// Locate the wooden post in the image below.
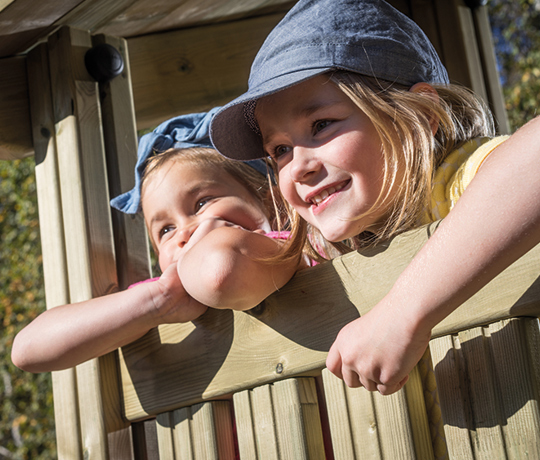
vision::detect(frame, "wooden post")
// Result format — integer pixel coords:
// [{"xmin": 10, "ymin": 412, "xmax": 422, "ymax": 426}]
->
[
  {"xmin": 27, "ymin": 41, "xmax": 83, "ymax": 460},
  {"xmin": 27, "ymin": 26, "xmax": 137, "ymax": 459}
]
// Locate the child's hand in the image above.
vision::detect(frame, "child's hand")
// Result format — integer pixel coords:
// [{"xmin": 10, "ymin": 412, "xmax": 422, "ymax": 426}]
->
[
  {"xmin": 326, "ymin": 300, "xmax": 431, "ymax": 395},
  {"xmin": 151, "ymin": 263, "xmax": 208, "ymax": 323}
]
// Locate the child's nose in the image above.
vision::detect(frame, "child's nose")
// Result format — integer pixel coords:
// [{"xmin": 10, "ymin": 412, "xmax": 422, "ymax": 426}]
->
[
  {"xmin": 289, "ymin": 147, "xmax": 320, "ymax": 182},
  {"xmin": 176, "ymin": 222, "xmax": 197, "ymax": 248}
]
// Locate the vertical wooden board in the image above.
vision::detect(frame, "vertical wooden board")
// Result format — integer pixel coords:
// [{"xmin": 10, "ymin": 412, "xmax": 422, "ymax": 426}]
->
[
  {"xmin": 251, "ymin": 384, "xmax": 280, "ymax": 459},
  {"xmin": 47, "ymin": 26, "xmax": 126, "ymax": 460},
  {"xmin": 233, "ymin": 390, "xmax": 258, "ymax": 459},
  {"xmin": 271, "ymin": 379, "xmax": 309, "ymax": 459},
  {"xmin": 26, "ymin": 41, "xmax": 83, "ymax": 460},
  {"xmin": 191, "ymin": 402, "xmax": 219, "ymax": 459},
  {"xmin": 471, "ymin": 6, "xmax": 509, "ymax": 134},
  {"xmin": 488, "ymin": 318, "xmax": 540, "ymax": 459},
  {"xmin": 430, "ymin": 335, "xmax": 474, "ymax": 459},
  {"xmin": 321, "ymin": 369, "xmax": 358, "ymax": 460},
  {"xmin": 403, "ymin": 363, "xmax": 436, "ymax": 459},
  {"xmin": 296, "ymin": 379, "xmax": 326, "ymax": 460},
  {"xmin": 433, "ymin": 0, "xmax": 486, "ymax": 97},
  {"xmin": 459, "ymin": 327, "xmax": 506, "ymax": 459},
  {"xmin": 156, "ymin": 412, "xmax": 176, "ymax": 460},
  {"xmin": 92, "ymin": 33, "xmax": 151, "ymax": 290},
  {"xmin": 416, "ymin": 349, "xmax": 448, "ymax": 460},
  {"xmin": 371, "ymin": 388, "xmax": 416, "ymax": 459},
  {"xmin": 171, "ymin": 407, "xmax": 194, "ymax": 460}
]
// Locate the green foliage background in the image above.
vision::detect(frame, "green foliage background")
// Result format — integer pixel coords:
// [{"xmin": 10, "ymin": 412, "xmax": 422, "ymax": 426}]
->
[{"xmin": 0, "ymin": 1, "xmax": 538, "ymax": 459}]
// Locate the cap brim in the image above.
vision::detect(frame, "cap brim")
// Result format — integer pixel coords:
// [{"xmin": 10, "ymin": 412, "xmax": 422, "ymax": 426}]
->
[{"xmin": 211, "ymin": 67, "xmax": 329, "ymax": 161}]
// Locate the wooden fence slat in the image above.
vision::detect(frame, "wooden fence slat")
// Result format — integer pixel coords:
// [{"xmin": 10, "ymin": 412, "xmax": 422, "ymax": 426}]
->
[
  {"xmin": 156, "ymin": 413, "xmax": 175, "ymax": 460},
  {"xmin": 271, "ymin": 378, "xmax": 326, "ymax": 460},
  {"xmin": 488, "ymin": 319, "xmax": 540, "ymax": 459},
  {"xmin": 320, "ymin": 369, "xmax": 360, "ymax": 459},
  {"xmin": 430, "ymin": 335, "xmax": 475, "ymax": 459},
  {"xmin": 431, "ymin": 318, "xmax": 540, "ymax": 459},
  {"xmin": 171, "ymin": 407, "xmax": 194, "ymax": 460},
  {"xmin": 233, "ymin": 390, "xmax": 258, "ymax": 459},
  {"xmin": 459, "ymin": 327, "xmax": 506, "ymax": 459},
  {"xmin": 323, "ymin": 367, "xmax": 434, "ymax": 459},
  {"xmin": 252, "ymin": 385, "xmax": 280, "ymax": 459},
  {"xmin": 190, "ymin": 401, "xmax": 235, "ymax": 460}
]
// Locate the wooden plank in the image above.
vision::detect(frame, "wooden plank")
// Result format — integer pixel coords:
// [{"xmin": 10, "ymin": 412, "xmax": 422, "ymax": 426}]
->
[
  {"xmin": 0, "ymin": 0, "xmax": 84, "ymax": 56},
  {"xmin": 127, "ymin": 12, "xmax": 285, "ymax": 131},
  {"xmin": 472, "ymin": 5, "xmax": 510, "ymax": 134},
  {"xmin": 191, "ymin": 401, "xmax": 235, "ymax": 459},
  {"xmin": 47, "ymin": 25, "xmax": 131, "ymax": 459},
  {"xmin": 91, "ymin": 33, "xmax": 151, "ymax": 289},
  {"xmin": 171, "ymin": 407, "xmax": 194, "ymax": 460},
  {"xmin": 430, "ymin": 335, "xmax": 475, "ymax": 459},
  {"xmin": 156, "ymin": 413, "xmax": 175, "ymax": 460},
  {"xmin": 487, "ymin": 319, "xmax": 540, "ymax": 459},
  {"xmin": 233, "ymin": 391, "xmax": 259, "ymax": 459},
  {"xmin": 251, "ymin": 385, "xmax": 280, "ymax": 459},
  {"xmin": 119, "ymin": 218, "xmax": 540, "ymax": 420},
  {"xmin": 434, "ymin": 0, "xmax": 487, "ymax": 100},
  {"xmin": 0, "ymin": 56, "xmax": 32, "ymax": 160},
  {"xmin": 431, "ymin": 318, "xmax": 540, "ymax": 459},
  {"xmin": 26, "ymin": 41, "xmax": 83, "ymax": 460},
  {"xmin": 271, "ymin": 378, "xmax": 326, "ymax": 459}
]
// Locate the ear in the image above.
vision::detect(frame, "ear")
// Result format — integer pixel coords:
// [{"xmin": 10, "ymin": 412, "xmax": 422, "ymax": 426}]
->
[{"xmin": 409, "ymin": 82, "xmax": 440, "ymax": 135}]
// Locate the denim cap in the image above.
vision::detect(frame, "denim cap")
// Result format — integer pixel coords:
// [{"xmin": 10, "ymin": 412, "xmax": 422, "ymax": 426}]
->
[
  {"xmin": 210, "ymin": 0, "xmax": 449, "ymax": 161},
  {"xmin": 110, "ymin": 107, "xmax": 270, "ymax": 214}
]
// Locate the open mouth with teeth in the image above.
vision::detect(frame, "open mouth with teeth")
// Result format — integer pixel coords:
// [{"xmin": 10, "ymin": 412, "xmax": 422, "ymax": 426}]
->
[{"xmin": 310, "ymin": 181, "xmax": 348, "ymax": 206}]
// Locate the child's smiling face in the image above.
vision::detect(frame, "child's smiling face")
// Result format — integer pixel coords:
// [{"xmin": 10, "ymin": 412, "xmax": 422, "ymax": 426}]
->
[
  {"xmin": 142, "ymin": 160, "xmax": 271, "ymax": 271},
  {"xmin": 256, "ymin": 75, "xmax": 395, "ymax": 242}
]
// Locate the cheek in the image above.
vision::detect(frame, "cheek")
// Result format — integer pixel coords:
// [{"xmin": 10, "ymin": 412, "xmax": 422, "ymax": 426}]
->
[{"xmin": 277, "ymin": 169, "xmax": 298, "ymax": 204}]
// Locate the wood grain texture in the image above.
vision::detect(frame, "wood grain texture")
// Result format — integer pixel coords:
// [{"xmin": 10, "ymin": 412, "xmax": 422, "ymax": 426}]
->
[
  {"xmin": 27, "ymin": 41, "xmax": 83, "ymax": 460},
  {"xmin": 431, "ymin": 318, "xmax": 540, "ymax": 459},
  {"xmin": 120, "ymin": 220, "xmax": 540, "ymax": 420},
  {"xmin": 127, "ymin": 12, "xmax": 284, "ymax": 131}
]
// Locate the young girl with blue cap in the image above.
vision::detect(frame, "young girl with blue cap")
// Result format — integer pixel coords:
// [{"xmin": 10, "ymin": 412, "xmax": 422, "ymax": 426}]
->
[
  {"xmin": 210, "ymin": 0, "xmax": 540, "ymax": 395},
  {"xmin": 12, "ymin": 111, "xmax": 304, "ymax": 373}
]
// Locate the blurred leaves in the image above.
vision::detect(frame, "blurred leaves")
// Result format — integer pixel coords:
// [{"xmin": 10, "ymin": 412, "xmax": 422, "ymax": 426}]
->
[
  {"xmin": 489, "ymin": 0, "xmax": 540, "ymax": 130},
  {"xmin": 0, "ymin": 158, "xmax": 55, "ymax": 459}
]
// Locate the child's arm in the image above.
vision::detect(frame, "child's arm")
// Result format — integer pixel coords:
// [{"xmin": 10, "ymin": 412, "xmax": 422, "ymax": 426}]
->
[
  {"xmin": 11, "ymin": 264, "xmax": 207, "ymax": 373},
  {"xmin": 178, "ymin": 223, "xmax": 303, "ymax": 311},
  {"xmin": 327, "ymin": 116, "xmax": 540, "ymax": 395}
]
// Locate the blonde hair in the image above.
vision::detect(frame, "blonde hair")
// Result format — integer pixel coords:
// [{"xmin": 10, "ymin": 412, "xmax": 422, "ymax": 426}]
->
[
  {"xmin": 141, "ymin": 147, "xmax": 283, "ymax": 250},
  {"xmin": 275, "ymin": 71, "xmax": 495, "ymax": 262}
]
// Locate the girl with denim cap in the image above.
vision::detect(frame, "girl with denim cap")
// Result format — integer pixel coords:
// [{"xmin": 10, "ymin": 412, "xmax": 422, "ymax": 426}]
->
[
  {"xmin": 12, "ymin": 112, "xmax": 305, "ymax": 373},
  {"xmin": 210, "ymin": 0, "xmax": 540, "ymax": 395}
]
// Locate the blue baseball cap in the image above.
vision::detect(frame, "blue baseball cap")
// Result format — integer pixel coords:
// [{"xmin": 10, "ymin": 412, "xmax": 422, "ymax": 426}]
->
[
  {"xmin": 210, "ymin": 0, "xmax": 449, "ymax": 161},
  {"xmin": 110, "ymin": 108, "xmax": 270, "ymax": 214}
]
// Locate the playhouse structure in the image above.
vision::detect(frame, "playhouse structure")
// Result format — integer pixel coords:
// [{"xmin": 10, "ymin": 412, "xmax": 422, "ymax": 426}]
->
[{"xmin": 1, "ymin": 0, "xmax": 540, "ymax": 458}]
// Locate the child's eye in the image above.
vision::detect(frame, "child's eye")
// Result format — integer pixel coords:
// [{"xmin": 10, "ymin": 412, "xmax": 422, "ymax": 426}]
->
[
  {"xmin": 158, "ymin": 225, "xmax": 175, "ymax": 240},
  {"xmin": 271, "ymin": 145, "xmax": 291, "ymax": 160},
  {"xmin": 195, "ymin": 197, "xmax": 211, "ymax": 213},
  {"xmin": 313, "ymin": 119, "xmax": 332, "ymax": 134}
]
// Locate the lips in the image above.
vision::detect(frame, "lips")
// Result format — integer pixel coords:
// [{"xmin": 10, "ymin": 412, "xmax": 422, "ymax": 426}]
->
[{"xmin": 308, "ymin": 181, "xmax": 348, "ymax": 206}]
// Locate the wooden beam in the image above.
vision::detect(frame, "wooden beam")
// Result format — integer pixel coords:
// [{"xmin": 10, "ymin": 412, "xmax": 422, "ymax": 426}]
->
[
  {"xmin": 0, "ymin": 56, "xmax": 32, "ymax": 160},
  {"xmin": 127, "ymin": 12, "xmax": 285, "ymax": 131},
  {"xmin": 119, "ymin": 222, "xmax": 540, "ymax": 420}
]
